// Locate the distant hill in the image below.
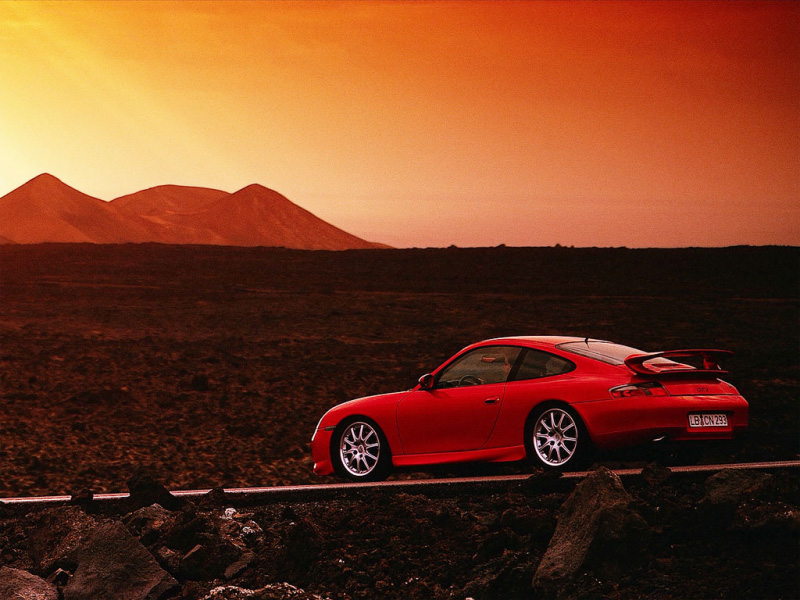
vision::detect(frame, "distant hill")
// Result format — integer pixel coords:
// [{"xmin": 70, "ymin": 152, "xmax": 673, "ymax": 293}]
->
[{"xmin": 0, "ymin": 174, "xmax": 386, "ymax": 249}]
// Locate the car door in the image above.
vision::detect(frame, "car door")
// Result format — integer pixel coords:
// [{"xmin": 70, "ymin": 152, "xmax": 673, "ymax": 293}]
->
[{"xmin": 396, "ymin": 346, "xmax": 522, "ymax": 455}]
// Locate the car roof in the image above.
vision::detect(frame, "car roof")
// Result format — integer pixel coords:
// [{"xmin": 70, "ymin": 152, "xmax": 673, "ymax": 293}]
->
[{"xmin": 479, "ymin": 335, "xmax": 599, "ymax": 347}]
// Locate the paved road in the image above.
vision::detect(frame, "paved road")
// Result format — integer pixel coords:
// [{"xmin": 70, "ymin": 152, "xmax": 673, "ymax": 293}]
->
[{"xmin": 3, "ymin": 460, "xmax": 799, "ymax": 506}]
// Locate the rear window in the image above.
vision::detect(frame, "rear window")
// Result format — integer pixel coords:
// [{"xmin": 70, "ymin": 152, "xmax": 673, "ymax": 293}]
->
[
  {"xmin": 556, "ymin": 341, "xmax": 646, "ymax": 365},
  {"xmin": 557, "ymin": 340, "xmax": 681, "ymax": 369}
]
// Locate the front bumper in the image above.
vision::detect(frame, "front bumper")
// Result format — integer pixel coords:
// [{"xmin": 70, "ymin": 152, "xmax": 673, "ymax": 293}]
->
[{"xmin": 311, "ymin": 427, "xmax": 335, "ymax": 476}]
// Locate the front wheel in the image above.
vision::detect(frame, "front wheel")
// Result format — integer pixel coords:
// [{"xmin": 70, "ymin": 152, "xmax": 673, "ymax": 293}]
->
[
  {"xmin": 332, "ymin": 419, "xmax": 392, "ymax": 482},
  {"xmin": 525, "ymin": 405, "xmax": 589, "ymax": 469}
]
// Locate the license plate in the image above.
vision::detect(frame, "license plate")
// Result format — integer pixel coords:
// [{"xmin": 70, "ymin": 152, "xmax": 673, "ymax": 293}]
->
[{"xmin": 688, "ymin": 413, "xmax": 728, "ymax": 428}]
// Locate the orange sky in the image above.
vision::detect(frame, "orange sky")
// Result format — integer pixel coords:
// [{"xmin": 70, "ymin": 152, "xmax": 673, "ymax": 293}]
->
[{"xmin": 0, "ymin": 1, "xmax": 797, "ymax": 247}]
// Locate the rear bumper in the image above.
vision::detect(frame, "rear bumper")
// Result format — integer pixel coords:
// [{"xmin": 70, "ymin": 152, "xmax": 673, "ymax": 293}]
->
[
  {"xmin": 311, "ymin": 427, "xmax": 335, "ymax": 476},
  {"xmin": 581, "ymin": 394, "xmax": 749, "ymax": 449}
]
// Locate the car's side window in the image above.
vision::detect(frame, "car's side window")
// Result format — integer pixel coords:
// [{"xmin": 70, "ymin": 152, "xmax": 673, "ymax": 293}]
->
[
  {"xmin": 436, "ymin": 346, "xmax": 522, "ymax": 388},
  {"xmin": 510, "ymin": 349, "xmax": 575, "ymax": 381}
]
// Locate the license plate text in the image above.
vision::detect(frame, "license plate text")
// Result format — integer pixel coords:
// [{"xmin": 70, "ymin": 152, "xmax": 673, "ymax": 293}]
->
[{"xmin": 688, "ymin": 413, "xmax": 728, "ymax": 428}]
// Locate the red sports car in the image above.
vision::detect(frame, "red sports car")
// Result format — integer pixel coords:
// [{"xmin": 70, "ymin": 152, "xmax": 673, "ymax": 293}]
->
[{"xmin": 311, "ymin": 336, "xmax": 748, "ymax": 481}]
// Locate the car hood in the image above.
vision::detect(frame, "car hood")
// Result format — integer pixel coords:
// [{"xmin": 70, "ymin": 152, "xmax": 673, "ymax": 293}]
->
[{"xmin": 316, "ymin": 389, "xmax": 412, "ymax": 429}]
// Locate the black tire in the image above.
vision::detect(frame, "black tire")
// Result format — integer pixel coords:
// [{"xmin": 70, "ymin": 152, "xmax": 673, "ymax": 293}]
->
[
  {"xmin": 331, "ymin": 418, "xmax": 392, "ymax": 482},
  {"xmin": 525, "ymin": 404, "xmax": 590, "ymax": 470}
]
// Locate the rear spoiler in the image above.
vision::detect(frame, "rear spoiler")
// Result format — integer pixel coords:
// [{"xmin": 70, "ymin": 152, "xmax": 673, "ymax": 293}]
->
[{"xmin": 624, "ymin": 349, "xmax": 733, "ymax": 377}]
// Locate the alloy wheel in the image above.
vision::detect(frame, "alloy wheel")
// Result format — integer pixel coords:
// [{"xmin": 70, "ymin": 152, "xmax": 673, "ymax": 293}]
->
[
  {"xmin": 533, "ymin": 408, "xmax": 579, "ymax": 467},
  {"xmin": 339, "ymin": 421, "xmax": 381, "ymax": 477}
]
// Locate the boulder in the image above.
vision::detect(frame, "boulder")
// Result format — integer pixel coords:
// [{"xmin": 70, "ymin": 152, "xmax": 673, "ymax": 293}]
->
[
  {"xmin": 641, "ymin": 463, "xmax": 672, "ymax": 487},
  {"xmin": 281, "ymin": 517, "xmax": 323, "ymax": 578},
  {"xmin": 0, "ymin": 566, "xmax": 59, "ymax": 600},
  {"xmin": 533, "ymin": 467, "xmax": 651, "ymax": 590},
  {"xmin": 153, "ymin": 545, "xmax": 183, "ymax": 575},
  {"xmin": 69, "ymin": 488, "xmax": 95, "ymax": 513},
  {"xmin": 178, "ymin": 533, "xmax": 244, "ymax": 581},
  {"xmin": 63, "ymin": 520, "xmax": 179, "ymax": 600},
  {"xmin": 733, "ymin": 502, "xmax": 800, "ymax": 534},
  {"xmin": 27, "ymin": 506, "xmax": 98, "ymax": 575},
  {"xmin": 124, "ymin": 503, "xmax": 179, "ymax": 546},
  {"xmin": 704, "ymin": 469, "xmax": 773, "ymax": 505},
  {"xmin": 471, "ymin": 529, "xmax": 519, "ymax": 564},
  {"xmin": 160, "ymin": 508, "xmax": 215, "ymax": 553},
  {"xmin": 127, "ymin": 470, "xmax": 186, "ymax": 511}
]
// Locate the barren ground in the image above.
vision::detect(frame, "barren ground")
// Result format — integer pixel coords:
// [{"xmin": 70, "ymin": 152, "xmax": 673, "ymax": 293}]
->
[{"xmin": 0, "ymin": 244, "xmax": 796, "ymax": 598}]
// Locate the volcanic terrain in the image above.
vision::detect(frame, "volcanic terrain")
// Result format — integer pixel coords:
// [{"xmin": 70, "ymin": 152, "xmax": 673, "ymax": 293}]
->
[
  {"xmin": 0, "ymin": 244, "xmax": 796, "ymax": 599},
  {"xmin": 0, "ymin": 175, "xmax": 384, "ymax": 249}
]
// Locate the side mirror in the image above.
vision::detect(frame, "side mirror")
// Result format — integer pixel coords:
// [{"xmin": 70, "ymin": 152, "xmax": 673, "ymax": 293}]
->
[{"xmin": 418, "ymin": 373, "xmax": 435, "ymax": 390}]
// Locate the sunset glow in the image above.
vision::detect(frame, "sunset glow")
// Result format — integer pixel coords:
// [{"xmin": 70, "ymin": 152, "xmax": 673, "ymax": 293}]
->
[{"xmin": 0, "ymin": 1, "xmax": 797, "ymax": 247}]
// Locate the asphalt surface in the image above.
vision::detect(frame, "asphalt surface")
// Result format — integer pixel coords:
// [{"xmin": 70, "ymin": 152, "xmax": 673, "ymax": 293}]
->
[{"xmin": 4, "ymin": 459, "xmax": 798, "ymax": 506}]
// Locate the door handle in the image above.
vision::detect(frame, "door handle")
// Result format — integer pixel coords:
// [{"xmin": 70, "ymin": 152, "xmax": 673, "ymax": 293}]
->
[{"xmin": 484, "ymin": 397, "xmax": 500, "ymax": 404}]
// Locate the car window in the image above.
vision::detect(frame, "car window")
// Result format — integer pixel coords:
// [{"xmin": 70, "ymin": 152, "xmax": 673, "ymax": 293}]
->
[
  {"xmin": 510, "ymin": 349, "xmax": 575, "ymax": 381},
  {"xmin": 556, "ymin": 340, "xmax": 644, "ymax": 365},
  {"xmin": 436, "ymin": 346, "xmax": 522, "ymax": 388},
  {"xmin": 556, "ymin": 340, "xmax": 680, "ymax": 368}
]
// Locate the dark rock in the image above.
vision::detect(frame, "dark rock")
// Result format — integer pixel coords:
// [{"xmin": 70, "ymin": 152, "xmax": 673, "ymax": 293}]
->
[
  {"xmin": 162, "ymin": 510, "xmax": 215, "ymax": 553},
  {"xmin": 463, "ymin": 554, "xmax": 533, "ymax": 600},
  {"xmin": 63, "ymin": 520, "xmax": 179, "ymax": 600},
  {"xmin": 517, "ymin": 468, "xmax": 565, "ymax": 495},
  {"xmin": 27, "ymin": 506, "xmax": 97, "ymax": 575},
  {"xmin": 533, "ymin": 466, "xmax": 651, "ymax": 590},
  {"xmin": 217, "ymin": 508, "xmax": 264, "ymax": 550},
  {"xmin": 282, "ymin": 517, "xmax": 323, "ymax": 578},
  {"xmin": 641, "ymin": 463, "xmax": 672, "ymax": 487},
  {"xmin": 733, "ymin": 501, "xmax": 800, "ymax": 534},
  {"xmin": 239, "ymin": 520, "xmax": 264, "ymax": 546},
  {"xmin": 704, "ymin": 469, "xmax": 773, "ymax": 505},
  {"xmin": 472, "ymin": 529, "xmax": 519, "ymax": 564},
  {"xmin": 224, "ymin": 550, "xmax": 256, "ymax": 579},
  {"xmin": 179, "ymin": 534, "xmax": 243, "ymax": 581},
  {"xmin": 46, "ymin": 567, "xmax": 72, "ymax": 586},
  {"xmin": 0, "ymin": 566, "xmax": 59, "ymax": 600},
  {"xmin": 127, "ymin": 470, "xmax": 186, "ymax": 511},
  {"xmin": 198, "ymin": 487, "xmax": 228, "ymax": 509},
  {"xmin": 153, "ymin": 545, "xmax": 183, "ymax": 575},
  {"xmin": 181, "ymin": 581, "xmax": 210, "ymax": 600},
  {"xmin": 69, "ymin": 488, "xmax": 94, "ymax": 513},
  {"xmin": 124, "ymin": 503, "xmax": 178, "ymax": 546}
]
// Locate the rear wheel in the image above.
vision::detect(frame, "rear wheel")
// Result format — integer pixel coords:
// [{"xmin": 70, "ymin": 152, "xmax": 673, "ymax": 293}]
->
[
  {"xmin": 332, "ymin": 418, "xmax": 391, "ymax": 482},
  {"xmin": 526, "ymin": 405, "xmax": 589, "ymax": 469}
]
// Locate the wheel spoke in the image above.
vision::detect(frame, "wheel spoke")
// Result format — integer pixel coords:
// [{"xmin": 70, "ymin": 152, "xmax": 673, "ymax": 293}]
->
[
  {"xmin": 339, "ymin": 422, "xmax": 382, "ymax": 477},
  {"xmin": 533, "ymin": 409, "xmax": 580, "ymax": 467}
]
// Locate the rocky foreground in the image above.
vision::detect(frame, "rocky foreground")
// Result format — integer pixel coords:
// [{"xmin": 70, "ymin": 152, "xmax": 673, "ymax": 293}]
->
[{"xmin": 0, "ymin": 466, "xmax": 797, "ymax": 600}]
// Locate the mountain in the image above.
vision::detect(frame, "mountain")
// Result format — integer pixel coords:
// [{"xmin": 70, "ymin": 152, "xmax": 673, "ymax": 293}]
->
[
  {"xmin": 0, "ymin": 174, "xmax": 152, "ymax": 244},
  {"xmin": 154, "ymin": 184, "xmax": 381, "ymax": 249},
  {"xmin": 0, "ymin": 174, "xmax": 386, "ymax": 249},
  {"xmin": 109, "ymin": 185, "xmax": 232, "ymax": 245}
]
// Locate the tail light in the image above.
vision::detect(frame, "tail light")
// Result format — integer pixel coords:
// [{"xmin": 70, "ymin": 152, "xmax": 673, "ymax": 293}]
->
[{"xmin": 609, "ymin": 381, "xmax": 669, "ymax": 398}]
